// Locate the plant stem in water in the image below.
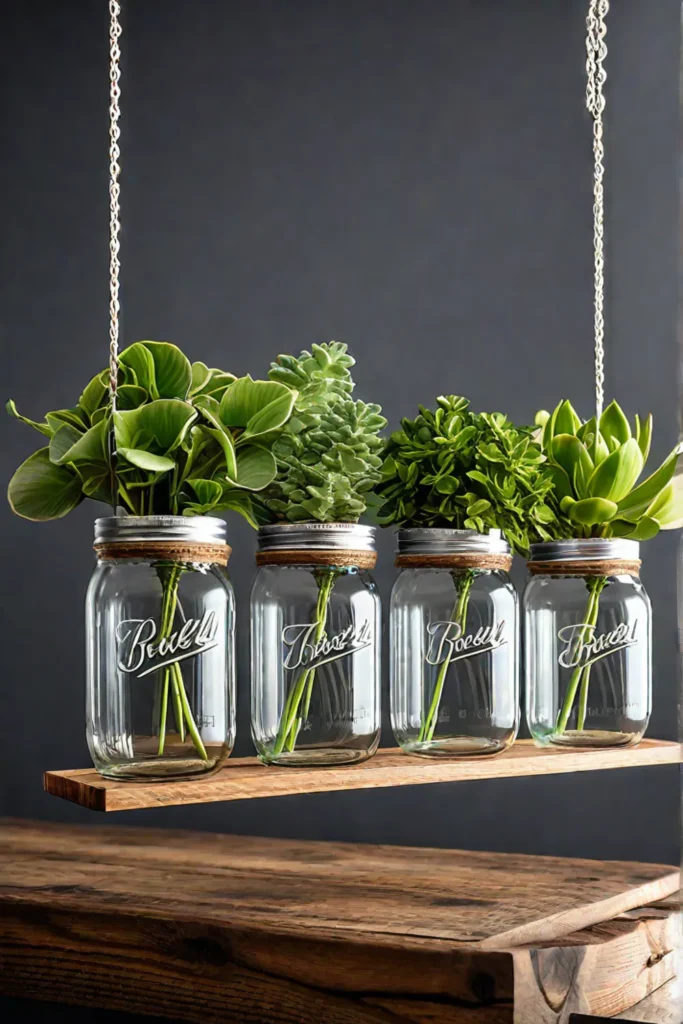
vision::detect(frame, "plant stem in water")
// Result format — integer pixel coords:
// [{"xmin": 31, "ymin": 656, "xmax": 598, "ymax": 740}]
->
[
  {"xmin": 555, "ymin": 575, "xmax": 607, "ymax": 735},
  {"xmin": 419, "ymin": 571, "xmax": 475, "ymax": 744},
  {"xmin": 272, "ymin": 568, "xmax": 336, "ymax": 756}
]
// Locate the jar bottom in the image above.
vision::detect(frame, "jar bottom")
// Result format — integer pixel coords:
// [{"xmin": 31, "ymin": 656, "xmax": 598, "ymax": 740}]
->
[
  {"xmin": 260, "ymin": 746, "xmax": 376, "ymax": 768},
  {"xmin": 92, "ymin": 741, "xmax": 229, "ymax": 781},
  {"xmin": 401, "ymin": 735, "xmax": 513, "ymax": 759},
  {"xmin": 545, "ymin": 729, "xmax": 642, "ymax": 750}
]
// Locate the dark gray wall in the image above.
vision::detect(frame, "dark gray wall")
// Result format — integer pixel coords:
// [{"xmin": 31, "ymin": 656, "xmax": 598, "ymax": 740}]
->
[{"xmin": 2, "ymin": 0, "xmax": 680, "ymax": 865}]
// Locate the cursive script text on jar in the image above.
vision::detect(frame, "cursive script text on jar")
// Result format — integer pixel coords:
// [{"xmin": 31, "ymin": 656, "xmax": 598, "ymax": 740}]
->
[
  {"xmin": 557, "ymin": 619, "xmax": 639, "ymax": 669},
  {"xmin": 425, "ymin": 621, "xmax": 507, "ymax": 666},
  {"xmin": 116, "ymin": 611, "xmax": 219, "ymax": 677},
  {"xmin": 282, "ymin": 619, "xmax": 372, "ymax": 672}
]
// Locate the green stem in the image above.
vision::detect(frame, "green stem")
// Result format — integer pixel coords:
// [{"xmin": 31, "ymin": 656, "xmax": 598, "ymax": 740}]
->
[
  {"xmin": 171, "ymin": 661, "xmax": 186, "ymax": 742},
  {"xmin": 272, "ymin": 569, "xmax": 336, "ymax": 756},
  {"xmin": 555, "ymin": 576, "xmax": 607, "ymax": 735},
  {"xmin": 419, "ymin": 572, "xmax": 475, "ymax": 744}
]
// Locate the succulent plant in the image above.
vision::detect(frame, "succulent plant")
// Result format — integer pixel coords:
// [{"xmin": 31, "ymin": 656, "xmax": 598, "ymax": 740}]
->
[
  {"xmin": 376, "ymin": 395, "xmax": 557, "ymax": 557},
  {"xmin": 536, "ymin": 399, "xmax": 683, "ymax": 539},
  {"xmin": 7, "ymin": 340, "xmax": 297, "ymax": 526},
  {"xmin": 260, "ymin": 342, "xmax": 387, "ymax": 523}
]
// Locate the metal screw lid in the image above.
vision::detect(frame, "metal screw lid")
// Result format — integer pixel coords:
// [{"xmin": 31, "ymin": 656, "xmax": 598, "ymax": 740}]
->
[
  {"xmin": 257, "ymin": 522, "xmax": 376, "ymax": 552},
  {"xmin": 94, "ymin": 515, "xmax": 227, "ymax": 545},
  {"xmin": 528, "ymin": 538, "xmax": 640, "ymax": 562},
  {"xmin": 396, "ymin": 527, "xmax": 510, "ymax": 557}
]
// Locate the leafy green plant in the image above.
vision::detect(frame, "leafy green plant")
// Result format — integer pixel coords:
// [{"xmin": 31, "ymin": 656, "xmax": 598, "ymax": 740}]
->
[
  {"xmin": 376, "ymin": 395, "xmax": 557, "ymax": 556},
  {"xmin": 255, "ymin": 342, "xmax": 387, "ymax": 757},
  {"xmin": 7, "ymin": 340, "xmax": 298, "ymax": 762},
  {"xmin": 376, "ymin": 395, "xmax": 556, "ymax": 746},
  {"xmin": 8, "ymin": 340, "xmax": 296, "ymax": 526},
  {"xmin": 536, "ymin": 398, "xmax": 683, "ymax": 737}
]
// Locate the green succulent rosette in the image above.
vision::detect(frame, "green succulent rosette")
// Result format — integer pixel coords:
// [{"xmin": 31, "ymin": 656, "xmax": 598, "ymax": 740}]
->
[{"xmin": 536, "ymin": 399, "xmax": 683, "ymax": 538}]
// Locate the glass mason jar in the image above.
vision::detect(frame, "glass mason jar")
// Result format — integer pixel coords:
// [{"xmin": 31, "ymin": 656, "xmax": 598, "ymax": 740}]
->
[
  {"xmin": 86, "ymin": 516, "xmax": 235, "ymax": 779},
  {"xmin": 251, "ymin": 523, "xmax": 381, "ymax": 766},
  {"xmin": 525, "ymin": 539, "xmax": 651, "ymax": 748},
  {"xmin": 391, "ymin": 528, "xmax": 519, "ymax": 757}
]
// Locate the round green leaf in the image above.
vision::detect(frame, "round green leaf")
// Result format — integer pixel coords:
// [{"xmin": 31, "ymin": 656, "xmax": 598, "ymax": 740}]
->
[
  {"xmin": 52, "ymin": 419, "xmax": 108, "ymax": 466},
  {"xmin": 115, "ymin": 400, "xmax": 197, "ymax": 454},
  {"xmin": 226, "ymin": 446, "xmax": 277, "ymax": 491},
  {"xmin": 8, "ymin": 448, "xmax": 83, "ymax": 521},
  {"xmin": 119, "ymin": 342, "xmax": 156, "ymax": 396},
  {"xmin": 143, "ymin": 341, "xmax": 192, "ymax": 400},
  {"xmin": 118, "ymin": 448, "xmax": 175, "ymax": 473},
  {"xmin": 567, "ymin": 497, "xmax": 618, "ymax": 526},
  {"xmin": 219, "ymin": 376, "xmax": 295, "ymax": 429}
]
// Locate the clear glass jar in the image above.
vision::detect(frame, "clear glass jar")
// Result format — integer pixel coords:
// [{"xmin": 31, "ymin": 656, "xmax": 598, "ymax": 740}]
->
[
  {"xmin": 251, "ymin": 523, "xmax": 381, "ymax": 766},
  {"xmin": 86, "ymin": 516, "xmax": 235, "ymax": 779},
  {"xmin": 391, "ymin": 529, "xmax": 519, "ymax": 757},
  {"xmin": 525, "ymin": 539, "xmax": 651, "ymax": 748}
]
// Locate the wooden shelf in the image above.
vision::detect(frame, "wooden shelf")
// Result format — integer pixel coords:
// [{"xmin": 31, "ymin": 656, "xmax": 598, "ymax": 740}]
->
[
  {"xmin": 1, "ymin": 820, "xmax": 680, "ymax": 1022},
  {"xmin": 44, "ymin": 737, "xmax": 680, "ymax": 812}
]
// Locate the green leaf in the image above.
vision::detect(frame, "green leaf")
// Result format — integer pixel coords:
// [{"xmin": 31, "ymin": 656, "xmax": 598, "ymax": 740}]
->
[
  {"xmin": 188, "ymin": 478, "xmax": 223, "ymax": 507},
  {"xmin": 117, "ymin": 384, "xmax": 147, "ymax": 410},
  {"xmin": 142, "ymin": 341, "xmax": 192, "ymax": 399},
  {"xmin": 7, "ymin": 448, "xmax": 83, "ymax": 521},
  {"xmin": 118, "ymin": 448, "xmax": 175, "ymax": 473},
  {"xmin": 616, "ymin": 443, "xmax": 682, "ymax": 519},
  {"xmin": 587, "ymin": 438, "xmax": 643, "ymax": 502},
  {"xmin": 610, "ymin": 515, "xmax": 660, "ymax": 540},
  {"xmin": 198, "ymin": 372, "xmax": 238, "ymax": 400},
  {"xmin": 7, "ymin": 399, "xmax": 53, "ymax": 438},
  {"xmin": 220, "ymin": 376, "xmax": 295, "ymax": 429},
  {"xmin": 225, "ymin": 446, "xmax": 277, "ymax": 491},
  {"xmin": 551, "ymin": 434, "xmax": 594, "ymax": 496},
  {"xmin": 568, "ymin": 497, "xmax": 618, "ymax": 526},
  {"xmin": 243, "ymin": 388, "xmax": 297, "ymax": 441},
  {"xmin": 52, "ymin": 419, "xmax": 108, "ymax": 467},
  {"xmin": 115, "ymin": 399, "xmax": 197, "ymax": 454},
  {"xmin": 46, "ymin": 408, "xmax": 88, "ymax": 433},
  {"xmin": 599, "ymin": 400, "xmax": 631, "ymax": 445},
  {"xmin": 534, "ymin": 410, "xmax": 550, "ymax": 428},
  {"xmin": 213, "ymin": 490, "xmax": 260, "ymax": 528},
  {"xmin": 635, "ymin": 413, "xmax": 653, "ymax": 464},
  {"xmin": 119, "ymin": 342, "xmax": 157, "ymax": 396},
  {"xmin": 190, "ymin": 361, "xmax": 212, "ymax": 395},
  {"xmin": 554, "ymin": 400, "xmax": 582, "ymax": 437},
  {"xmin": 79, "ymin": 371, "xmax": 108, "ymax": 418},
  {"xmin": 646, "ymin": 474, "xmax": 683, "ymax": 529}
]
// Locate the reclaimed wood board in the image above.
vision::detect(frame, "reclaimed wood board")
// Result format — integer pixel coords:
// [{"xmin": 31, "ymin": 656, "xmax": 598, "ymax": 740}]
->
[
  {"xmin": 43, "ymin": 737, "xmax": 681, "ymax": 812},
  {"xmin": 0, "ymin": 820, "xmax": 679, "ymax": 1023}
]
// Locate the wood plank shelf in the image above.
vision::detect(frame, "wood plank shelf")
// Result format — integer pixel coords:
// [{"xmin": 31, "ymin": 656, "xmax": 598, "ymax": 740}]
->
[
  {"xmin": 44, "ymin": 737, "xmax": 681, "ymax": 812},
  {"xmin": 0, "ymin": 820, "xmax": 679, "ymax": 1022}
]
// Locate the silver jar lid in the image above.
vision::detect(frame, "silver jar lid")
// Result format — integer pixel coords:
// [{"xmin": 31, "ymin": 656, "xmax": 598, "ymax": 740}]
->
[
  {"xmin": 529, "ymin": 538, "xmax": 640, "ymax": 562},
  {"xmin": 94, "ymin": 515, "xmax": 227, "ymax": 545},
  {"xmin": 257, "ymin": 522, "xmax": 376, "ymax": 552},
  {"xmin": 396, "ymin": 527, "xmax": 510, "ymax": 556}
]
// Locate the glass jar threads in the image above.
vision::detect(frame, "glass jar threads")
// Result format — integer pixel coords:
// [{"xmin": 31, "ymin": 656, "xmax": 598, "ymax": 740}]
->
[
  {"xmin": 86, "ymin": 516, "xmax": 235, "ymax": 780},
  {"xmin": 390, "ymin": 528, "xmax": 519, "ymax": 757},
  {"xmin": 525, "ymin": 539, "xmax": 651, "ymax": 749},
  {"xmin": 251, "ymin": 523, "xmax": 381, "ymax": 766}
]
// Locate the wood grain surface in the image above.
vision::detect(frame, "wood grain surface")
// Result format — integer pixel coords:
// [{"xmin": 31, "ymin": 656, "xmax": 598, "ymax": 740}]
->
[
  {"xmin": 0, "ymin": 820, "xmax": 679, "ymax": 1023},
  {"xmin": 43, "ymin": 737, "xmax": 681, "ymax": 812}
]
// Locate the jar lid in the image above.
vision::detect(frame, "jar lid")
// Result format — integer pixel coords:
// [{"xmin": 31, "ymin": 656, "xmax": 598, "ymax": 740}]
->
[
  {"xmin": 94, "ymin": 515, "xmax": 227, "ymax": 545},
  {"xmin": 257, "ymin": 522, "xmax": 376, "ymax": 552},
  {"xmin": 396, "ymin": 527, "xmax": 510, "ymax": 557},
  {"xmin": 529, "ymin": 538, "xmax": 640, "ymax": 562}
]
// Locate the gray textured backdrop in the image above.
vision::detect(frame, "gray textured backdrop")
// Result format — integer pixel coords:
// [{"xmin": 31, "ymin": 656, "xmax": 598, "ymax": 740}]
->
[{"xmin": 1, "ymin": 0, "xmax": 680, "ymax": 865}]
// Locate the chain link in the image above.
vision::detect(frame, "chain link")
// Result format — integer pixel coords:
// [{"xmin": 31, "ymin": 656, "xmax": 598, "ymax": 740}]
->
[
  {"xmin": 109, "ymin": 0, "xmax": 122, "ymax": 415},
  {"xmin": 586, "ymin": 0, "xmax": 609, "ymax": 421}
]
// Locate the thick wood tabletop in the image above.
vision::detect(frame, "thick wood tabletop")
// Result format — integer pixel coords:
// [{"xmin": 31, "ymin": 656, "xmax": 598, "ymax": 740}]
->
[
  {"xmin": 0, "ymin": 821, "xmax": 679, "ymax": 1022},
  {"xmin": 43, "ymin": 737, "xmax": 681, "ymax": 812}
]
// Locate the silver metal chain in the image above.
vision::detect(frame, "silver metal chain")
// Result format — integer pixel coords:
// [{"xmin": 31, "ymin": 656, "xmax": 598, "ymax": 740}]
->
[
  {"xmin": 109, "ymin": 0, "xmax": 122, "ymax": 416},
  {"xmin": 586, "ymin": 0, "xmax": 609, "ymax": 421}
]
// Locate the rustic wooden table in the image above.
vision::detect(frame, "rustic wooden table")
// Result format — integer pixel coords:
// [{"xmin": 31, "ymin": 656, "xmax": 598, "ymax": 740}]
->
[{"xmin": 0, "ymin": 819, "xmax": 679, "ymax": 1023}]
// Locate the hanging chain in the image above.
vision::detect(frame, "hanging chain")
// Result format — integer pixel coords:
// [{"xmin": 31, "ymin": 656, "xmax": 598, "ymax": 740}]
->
[
  {"xmin": 586, "ymin": 0, "xmax": 609, "ymax": 421},
  {"xmin": 109, "ymin": 0, "xmax": 122, "ymax": 417}
]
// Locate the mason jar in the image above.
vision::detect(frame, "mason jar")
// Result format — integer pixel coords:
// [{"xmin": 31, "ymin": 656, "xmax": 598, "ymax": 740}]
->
[
  {"xmin": 251, "ymin": 523, "xmax": 381, "ymax": 766},
  {"xmin": 86, "ymin": 516, "xmax": 235, "ymax": 779},
  {"xmin": 525, "ymin": 539, "xmax": 651, "ymax": 748},
  {"xmin": 391, "ymin": 528, "xmax": 519, "ymax": 757}
]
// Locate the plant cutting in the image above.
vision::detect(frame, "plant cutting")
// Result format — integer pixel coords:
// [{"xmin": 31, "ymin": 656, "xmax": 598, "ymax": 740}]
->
[
  {"xmin": 253, "ymin": 342, "xmax": 386, "ymax": 758},
  {"xmin": 8, "ymin": 340, "xmax": 297, "ymax": 761},
  {"xmin": 377, "ymin": 395, "xmax": 557, "ymax": 744},
  {"xmin": 533, "ymin": 398, "xmax": 683, "ymax": 737}
]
